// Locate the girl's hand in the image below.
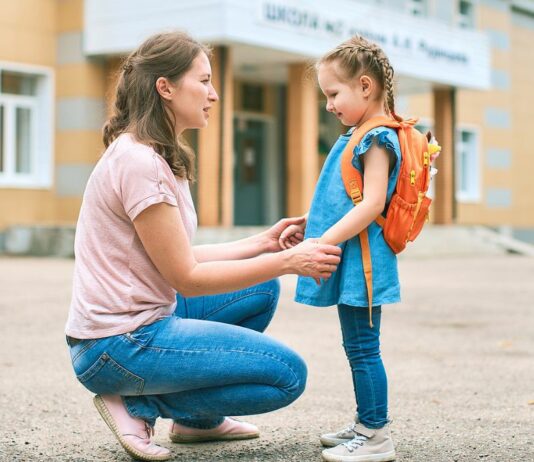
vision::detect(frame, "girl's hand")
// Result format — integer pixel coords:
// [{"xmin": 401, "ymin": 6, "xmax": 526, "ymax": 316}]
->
[
  {"xmin": 286, "ymin": 238, "xmax": 341, "ymax": 285},
  {"xmin": 279, "ymin": 219, "xmax": 306, "ymax": 250},
  {"xmin": 262, "ymin": 216, "xmax": 306, "ymax": 253}
]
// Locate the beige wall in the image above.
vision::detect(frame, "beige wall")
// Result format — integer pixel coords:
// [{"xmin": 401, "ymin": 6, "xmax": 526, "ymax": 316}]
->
[
  {"xmin": 1, "ymin": 0, "xmax": 533, "ymax": 231},
  {"xmin": 0, "ymin": 0, "xmax": 57, "ymax": 228},
  {"xmin": 509, "ymin": 14, "xmax": 534, "ymax": 227},
  {"xmin": 0, "ymin": 0, "xmax": 107, "ymax": 229},
  {"xmin": 55, "ymin": 0, "xmax": 106, "ymax": 224},
  {"xmin": 402, "ymin": 3, "xmax": 534, "ymax": 228}
]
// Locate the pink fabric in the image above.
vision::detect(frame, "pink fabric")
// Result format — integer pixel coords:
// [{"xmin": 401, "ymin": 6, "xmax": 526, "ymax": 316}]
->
[{"xmin": 66, "ymin": 133, "xmax": 197, "ymax": 339}]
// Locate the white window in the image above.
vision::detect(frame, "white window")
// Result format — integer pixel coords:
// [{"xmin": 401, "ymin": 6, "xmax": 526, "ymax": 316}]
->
[
  {"xmin": 0, "ymin": 64, "xmax": 53, "ymax": 188},
  {"xmin": 455, "ymin": 127, "xmax": 480, "ymax": 202},
  {"xmin": 457, "ymin": 0, "xmax": 475, "ymax": 29},
  {"xmin": 406, "ymin": 0, "xmax": 427, "ymax": 17}
]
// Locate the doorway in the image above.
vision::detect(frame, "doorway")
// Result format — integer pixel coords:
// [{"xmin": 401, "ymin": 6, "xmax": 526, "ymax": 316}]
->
[{"xmin": 233, "ymin": 113, "xmax": 281, "ymax": 225}]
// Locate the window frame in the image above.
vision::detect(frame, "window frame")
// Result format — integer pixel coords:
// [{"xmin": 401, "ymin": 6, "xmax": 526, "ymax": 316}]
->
[
  {"xmin": 406, "ymin": 0, "xmax": 428, "ymax": 17},
  {"xmin": 0, "ymin": 62, "xmax": 54, "ymax": 189},
  {"xmin": 457, "ymin": 0, "xmax": 475, "ymax": 29},
  {"xmin": 455, "ymin": 124, "xmax": 481, "ymax": 203}
]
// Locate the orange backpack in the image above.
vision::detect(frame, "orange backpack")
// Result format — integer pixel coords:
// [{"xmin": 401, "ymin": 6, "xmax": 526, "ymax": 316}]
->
[{"xmin": 340, "ymin": 116, "xmax": 440, "ymax": 326}]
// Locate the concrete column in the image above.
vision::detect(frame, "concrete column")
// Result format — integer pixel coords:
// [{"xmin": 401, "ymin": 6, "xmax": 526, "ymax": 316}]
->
[
  {"xmin": 433, "ymin": 88, "xmax": 456, "ymax": 224},
  {"xmin": 286, "ymin": 63, "xmax": 319, "ymax": 217},
  {"xmin": 197, "ymin": 46, "xmax": 233, "ymax": 226}
]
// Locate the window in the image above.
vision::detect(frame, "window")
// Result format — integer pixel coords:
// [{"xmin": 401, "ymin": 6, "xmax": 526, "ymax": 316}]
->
[
  {"xmin": 241, "ymin": 84, "xmax": 264, "ymax": 112},
  {"xmin": 406, "ymin": 0, "xmax": 427, "ymax": 17},
  {"xmin": 0, "ymin": 64, "xmax": 53, "ymax": 188},
  {"xmin": 457, "ymin": 0, "xmax": 475, "ymax": 28},
  {"xmin": 455, "ymin": 128, "xmax": 480, "ymax": 202}
]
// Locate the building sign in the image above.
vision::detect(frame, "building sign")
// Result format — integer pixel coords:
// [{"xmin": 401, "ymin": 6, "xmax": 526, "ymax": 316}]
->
[
  {"xmin": 260, "ymin": 2, "xmax": 470, "ymax": 65},
  {"xmin": 84, "ymin": 0, "xmax": 491, "ymax": 90}
]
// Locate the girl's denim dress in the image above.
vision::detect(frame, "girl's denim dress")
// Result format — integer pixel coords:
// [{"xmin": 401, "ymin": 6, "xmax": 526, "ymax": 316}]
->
[{"xmin": 295, "ymin": 126, "xmax": 402, "ymax": 308}]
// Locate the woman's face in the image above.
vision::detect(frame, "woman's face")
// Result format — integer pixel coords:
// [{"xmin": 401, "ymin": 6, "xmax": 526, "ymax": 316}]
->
[{"xmin": 161, "ymin": 52, "xmax": 219, "ymax": 133}]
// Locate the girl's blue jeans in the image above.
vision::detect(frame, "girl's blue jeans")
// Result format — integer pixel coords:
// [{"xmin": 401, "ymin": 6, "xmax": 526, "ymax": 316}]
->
[
  {"xmin": 68, "ymin": 279, "xmax": 307, "ymax": 428},
  {"xmin": 337, "ymin": 304, "xmax": 388, "ymax": 429}
]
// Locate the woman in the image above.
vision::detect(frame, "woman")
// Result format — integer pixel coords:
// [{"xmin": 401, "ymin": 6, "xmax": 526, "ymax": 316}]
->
[{"xmin": 65, "ymin": 31, "xmax": 341, "ymax": 461}]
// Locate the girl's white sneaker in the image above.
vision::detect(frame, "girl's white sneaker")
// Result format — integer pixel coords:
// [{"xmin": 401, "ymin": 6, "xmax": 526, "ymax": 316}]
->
[
  {"xmin": 320, "ymin": 414, "xmax": 360, "ymax": 447},
  {"xmin": 321, "ymin": 423, "xmax": 396, "ymax": 462}
]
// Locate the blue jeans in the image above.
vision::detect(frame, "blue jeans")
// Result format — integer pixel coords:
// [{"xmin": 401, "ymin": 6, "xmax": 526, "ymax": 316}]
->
[
  {"xmin": 68, "ymin": 279, "xmax": 307, "ymax": 428},
  {"xmin": 337, "ymin": 304, "xmax": 388, "ymax": 429}
]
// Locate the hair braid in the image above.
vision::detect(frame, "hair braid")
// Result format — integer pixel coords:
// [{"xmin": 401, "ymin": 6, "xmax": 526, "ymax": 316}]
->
[
  {"xmin": 103, "ymin": 70, "xmax": 130, "ymax": 148},
  {"xmin": 317, "ymin": 35, "xmax": 403, "ymax": 121},
  {"xmin": 375, "ymin": 53, "xmax": 402, "ymax": 121}
]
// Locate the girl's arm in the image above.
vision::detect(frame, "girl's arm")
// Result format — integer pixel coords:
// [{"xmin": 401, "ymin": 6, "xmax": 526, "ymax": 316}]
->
[
  {"xmin": 133, "ymin": 203, "xmax": 341, "ymax": 297},
  {"xmin": 319, "ymin": 143, "xmax": 391, "ymax": 246}
]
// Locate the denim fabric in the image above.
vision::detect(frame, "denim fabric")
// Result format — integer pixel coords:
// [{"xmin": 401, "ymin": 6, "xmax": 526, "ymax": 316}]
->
[
  {"xmin": 338, "ymin": 304, "xmax": 388, "ymax": 429},
  {"xmin": 68, "ymin": 279, "xmax": 307, "ymax": 428},
  {"xmin": 295, "ymin": 127, "xmax": 402, "ymax": 308}
]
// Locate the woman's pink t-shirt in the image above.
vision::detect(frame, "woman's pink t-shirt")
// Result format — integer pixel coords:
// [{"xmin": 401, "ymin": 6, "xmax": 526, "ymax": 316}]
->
[{"xmin": 65, "ymin": 133, "xmax": 197, "ymax": 339}]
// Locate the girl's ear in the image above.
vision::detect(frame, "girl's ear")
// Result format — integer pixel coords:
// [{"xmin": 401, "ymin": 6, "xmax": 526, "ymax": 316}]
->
[
  {"xmin": 359, "ymin": 75, "xmax": 373, "ymax": 98},
  {"xmin": 156, "ymin": 77, "xmax": 174, "ymax": 101}
]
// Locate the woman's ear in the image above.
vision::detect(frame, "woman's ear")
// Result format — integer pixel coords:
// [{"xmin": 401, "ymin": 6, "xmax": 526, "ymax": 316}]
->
[
  {"xmin": 156, "ymin": 77, "xmax": 174, "ymax": 101},
  {"xmin": 359, "ymin": 75, "xmax": 373, "ymax": 98}
]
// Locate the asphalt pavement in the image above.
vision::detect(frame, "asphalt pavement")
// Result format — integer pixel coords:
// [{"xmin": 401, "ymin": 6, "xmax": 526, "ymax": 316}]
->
[{"xmin": 0, "ymin": 246, "xmax": 533, "ymax": 461}]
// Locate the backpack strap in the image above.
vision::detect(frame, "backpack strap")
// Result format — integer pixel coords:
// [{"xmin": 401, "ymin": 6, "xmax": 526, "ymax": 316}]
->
[{"xmin": 340, "ymin": 116, "xmax": 414, "ymax": 327}]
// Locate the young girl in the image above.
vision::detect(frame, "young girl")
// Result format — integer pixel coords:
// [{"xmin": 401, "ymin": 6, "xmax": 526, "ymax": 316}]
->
[{"xmin": 281, "ymin": 35, "xmax": 420, "ymax": 462}]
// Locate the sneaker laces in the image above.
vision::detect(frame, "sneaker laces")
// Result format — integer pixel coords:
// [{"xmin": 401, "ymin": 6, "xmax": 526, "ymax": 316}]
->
[
  {"xmin": 342, "ymin": 434, "xmax": 368, "ymax": 453},
  {"xmin": 337, "ymin": 421, "xmax": 357, "ymax": 437}
]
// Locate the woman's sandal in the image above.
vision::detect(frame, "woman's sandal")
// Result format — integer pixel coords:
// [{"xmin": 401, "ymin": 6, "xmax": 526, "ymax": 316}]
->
[
  {"xmin": 169, "ymin": 417, "xmax": 260, "ymax": 443},
  {"xmin": 93, "ymin": 394, "xmax": 172, "ymax": 461}
]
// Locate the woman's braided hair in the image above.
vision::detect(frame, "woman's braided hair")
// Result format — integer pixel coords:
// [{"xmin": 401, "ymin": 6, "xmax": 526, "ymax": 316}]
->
[{"xmin": 317, "ymin": 35, "xmax": 402, "ymax": 122}]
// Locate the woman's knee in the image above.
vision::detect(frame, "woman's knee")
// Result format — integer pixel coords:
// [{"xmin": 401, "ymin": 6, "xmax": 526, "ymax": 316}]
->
[
  {"xmin": 240, "ymin": 279, "xmax": 280, "ymax": 331},
  {"xmin": 262, "ymin": 278, "xmax": 280, "ymax": 311},
  {"xmin": 278, "ymin": 348, "xmax": 308, "ymax": 405}
]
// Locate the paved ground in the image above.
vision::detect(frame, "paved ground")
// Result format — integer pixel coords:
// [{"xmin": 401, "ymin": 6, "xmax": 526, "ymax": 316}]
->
[{"xmin": 0, "ymin": 253, "xmax": 533, "ymax": 461}]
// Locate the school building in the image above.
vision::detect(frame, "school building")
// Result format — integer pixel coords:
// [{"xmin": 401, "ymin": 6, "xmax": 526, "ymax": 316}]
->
[{"xmin": 1, "ymin": 0, "xmax": 533, "ymax": 252}]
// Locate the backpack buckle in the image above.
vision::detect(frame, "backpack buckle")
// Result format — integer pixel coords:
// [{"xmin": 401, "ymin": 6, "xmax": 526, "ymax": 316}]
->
[{"xmin": 349, "ymin": 181, "xmax": 363, "ymax": 204}]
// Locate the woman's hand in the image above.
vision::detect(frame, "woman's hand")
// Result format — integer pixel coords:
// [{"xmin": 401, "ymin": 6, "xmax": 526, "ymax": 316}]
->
[
  {"xmin": 285, "ymin": 238, "xmax": 341, "ymax": 284},
  {"xmin": 261, "ymin": 216, "xmax": 307, "ymax": 253}
]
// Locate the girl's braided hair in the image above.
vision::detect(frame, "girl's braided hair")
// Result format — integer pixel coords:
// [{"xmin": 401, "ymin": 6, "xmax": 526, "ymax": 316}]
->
[{"xmin": 317, "ymin": 35, "xmax": 402, "ymax": 122}]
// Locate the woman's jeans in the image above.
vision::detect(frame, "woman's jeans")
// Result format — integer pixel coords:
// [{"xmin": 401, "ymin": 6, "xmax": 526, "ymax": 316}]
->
[
  {"xmin": 337, "ymin": 304, "xmax": 388, "ymax": 429},
  {"xmin": 68, "ymin": 279, "xmax": 307, "ymax": 428}
]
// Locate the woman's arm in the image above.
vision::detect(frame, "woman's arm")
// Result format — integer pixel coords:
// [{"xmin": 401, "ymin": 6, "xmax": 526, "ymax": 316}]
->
[
  {"xmin": 193, "ymin": 216, "xmax": 306, "ymax": 262},
  {"xmin": 193, "ymin": 236, "xmax": 270, "ymax": 263},
  {"xmin": 134, "ymin": 204, "xmax": 341, "ymax": 297},
  {"xmin": 319, "ymin": 143, "xmax": 391, "ymax": 246}
]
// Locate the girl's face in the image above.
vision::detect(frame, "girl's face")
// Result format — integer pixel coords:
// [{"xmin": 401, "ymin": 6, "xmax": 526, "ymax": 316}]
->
[
  {"xmin": 159, "ymin": 52, "xmax": 219, "ymax": 134},
  {"xmin": 317, "ymin": 62, "xmax": 373, "ymax": 127}
]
